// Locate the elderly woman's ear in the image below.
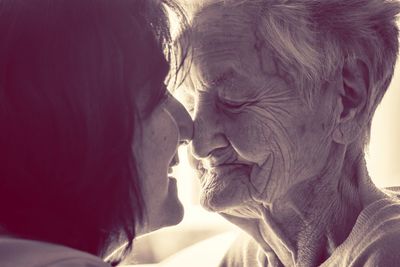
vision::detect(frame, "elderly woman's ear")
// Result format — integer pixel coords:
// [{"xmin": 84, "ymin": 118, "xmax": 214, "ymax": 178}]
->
[{"xmin": 332, "ymin": 58, "xmax": 371, "ymax": 145}]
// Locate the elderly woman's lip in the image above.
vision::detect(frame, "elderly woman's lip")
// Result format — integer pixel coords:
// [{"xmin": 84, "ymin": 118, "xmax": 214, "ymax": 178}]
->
[
  {"xmin": 200, "ymin": 164, "xmax": 251, "ymax": 192},
  {"xmin": 203, "ymin": 150, "xmax": 239, "ymax": 169},
  {"xmin": 197, "ymin": 161, "xmax": 251, "ymax": 185},
  {"xmin": 209, "ymin": 163, "xmax": 251, "ymax": 176},
  {"xmin": 208, "ymin": 161, "xmax": 250, "ymax": 168}
]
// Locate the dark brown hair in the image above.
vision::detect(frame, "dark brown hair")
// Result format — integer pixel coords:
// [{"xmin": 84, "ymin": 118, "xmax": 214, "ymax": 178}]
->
[{"xmin": 0, "ymin": 0, "xmax": 186, "ymax": 264}]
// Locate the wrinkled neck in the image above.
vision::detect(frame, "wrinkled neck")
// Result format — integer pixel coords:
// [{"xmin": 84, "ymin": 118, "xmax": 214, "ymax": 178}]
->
[{"xmin": 221, "ymin": 143, "xmax": 381, "ymax": 266}]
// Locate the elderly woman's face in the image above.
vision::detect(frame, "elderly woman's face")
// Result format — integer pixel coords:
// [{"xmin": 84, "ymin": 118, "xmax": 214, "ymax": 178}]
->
[{"xmin": 187, "ymin": 7, "xmax": 337, "ymax": 212}]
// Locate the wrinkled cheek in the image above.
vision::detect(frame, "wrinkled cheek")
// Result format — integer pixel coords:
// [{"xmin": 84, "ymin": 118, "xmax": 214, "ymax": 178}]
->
[
  {"xmin": 250, "ymin": 153, "xmax": 290, "ymax": 203},
  {"xmin": 230, "ymin": 125, "xmax": 294, "ymax": 203},
  {"xmin": 228, "ymin": 120, "xmax": 272, "ymax": 166},
  {"xmin": 247, "ymin": 153, "xmax": 274, "ymax": 199}
]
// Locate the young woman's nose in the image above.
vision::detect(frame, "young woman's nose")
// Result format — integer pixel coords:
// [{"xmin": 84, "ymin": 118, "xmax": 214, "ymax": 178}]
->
[{"xmin": 163, "ymin": 94, "xmax": 194, "ymax": 142}]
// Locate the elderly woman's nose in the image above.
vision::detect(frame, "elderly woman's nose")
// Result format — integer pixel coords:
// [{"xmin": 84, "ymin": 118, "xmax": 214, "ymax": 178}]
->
[{"xmin": 191, "ymin": 111, "xmax": 228, "ymax": 159}]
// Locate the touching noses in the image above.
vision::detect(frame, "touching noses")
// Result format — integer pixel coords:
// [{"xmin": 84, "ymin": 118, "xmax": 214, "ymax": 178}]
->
[
  {"xmin": 179, "ymin": 106, "xmax": 193, "ymax": 143},
  {"xmin": 163, "ymin": 95, "xmax": 194, "ymax": 143},
  {"xmin": 190, "ymin": 104, "xmax": 229, "ymax": 159}
]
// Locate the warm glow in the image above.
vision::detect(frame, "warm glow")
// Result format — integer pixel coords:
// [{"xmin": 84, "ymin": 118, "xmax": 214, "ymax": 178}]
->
[{"xmin": 366, "ymin": 60, "xmax": 400, "ymax": 188}]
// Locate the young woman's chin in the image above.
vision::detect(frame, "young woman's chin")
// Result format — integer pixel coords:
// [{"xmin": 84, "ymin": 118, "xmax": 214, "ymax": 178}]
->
[
  {"xmin": 162, "ymin": 176, "xmax": 185, "ymax": 224},
  {"xmin": 159, "ymin": 198, "xmax": 184, "ymax": 228},
  {"xmin": 137, "ymin": 186, "xmax": 184, "ymax": 235},
  {"xmin": 137, "ymin": 209, "xmax": 184, "ymax": 236}
]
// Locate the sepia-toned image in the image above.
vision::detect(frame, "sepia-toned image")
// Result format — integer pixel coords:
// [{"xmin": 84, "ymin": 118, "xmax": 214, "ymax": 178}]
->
[{"xmin": 0, "ymin": 0, "xmax": 399, "ymax": 266}]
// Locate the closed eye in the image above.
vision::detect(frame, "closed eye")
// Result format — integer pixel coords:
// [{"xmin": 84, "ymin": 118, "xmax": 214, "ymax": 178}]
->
[
  {"xmin": 222, "ymin": 101, "xmax": 247, "ymax": 109},
  {"xmin": 219, "ymin": 98, "xmax": 255, "ymax": 111}
]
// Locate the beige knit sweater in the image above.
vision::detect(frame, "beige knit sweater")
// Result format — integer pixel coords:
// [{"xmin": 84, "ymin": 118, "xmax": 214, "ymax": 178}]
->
[{"xmin": 220, "ymin": 196, "xmax": 400, "ymax": 267}]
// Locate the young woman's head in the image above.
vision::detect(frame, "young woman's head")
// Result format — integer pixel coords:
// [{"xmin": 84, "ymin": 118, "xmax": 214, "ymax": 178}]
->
[{"xmin": 0, "ymin": 0, "xmax": 192, "ymax": 262}]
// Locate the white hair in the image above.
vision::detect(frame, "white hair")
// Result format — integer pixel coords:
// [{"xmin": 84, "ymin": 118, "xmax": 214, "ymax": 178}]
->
[
  {"xmin": 188, "ymin": 0, "xmax": 400, "ymax": 145},
  {"xmin": 191, "ymin": 0, "xmax": 399, "ymax": 107}
]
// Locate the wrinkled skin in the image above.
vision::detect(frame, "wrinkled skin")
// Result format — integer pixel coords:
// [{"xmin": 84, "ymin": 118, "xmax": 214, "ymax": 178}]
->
[
  {"xmin": 187, "ymin": 5, "xmax": 336, "ymax": 214},
  {"xmin": 182, "ymin": 4, "xmax": 387, "ymax": 266}
]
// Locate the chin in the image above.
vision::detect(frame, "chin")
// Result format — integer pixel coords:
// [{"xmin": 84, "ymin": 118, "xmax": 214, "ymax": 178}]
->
[
  {"xmin": 148, "ymin": 197, "xmax": 184, "ymax": 233},
  {"xmin": 162, "ymin": 196, "xmax": 185, "ymax": 225},
  {"xmin": 162, "ymin": 205, "xmax": 184, "ymax": 228},
  {"xmin": 164, "ymin": 197, "xmax": 185, "ymax": 225},
  {"xmin": 199, "ymin": 179, "xmax": 253, "ymax": 213}
]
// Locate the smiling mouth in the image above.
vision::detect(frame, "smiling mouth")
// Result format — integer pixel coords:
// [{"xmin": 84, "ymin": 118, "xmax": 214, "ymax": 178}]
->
[
  {"xmin": 199, "ymin": 163, "xmax": 251, "ymax": 185},
  {"xmin": 197, "ymin": 162, "xmax": 255, "ymax": 211},
  {"xmin": 199, "ymin": 154, "xmax": 274, "ymax": 195},
  {"xmin": 210, "ymin": 163, "xmax": 251, "ymax": 176}
]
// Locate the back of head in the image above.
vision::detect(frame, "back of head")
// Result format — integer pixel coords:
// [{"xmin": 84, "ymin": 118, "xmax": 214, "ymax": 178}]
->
[{"xmin": 0, "ymin": 0, "xmax": 172, "ymax": 259}]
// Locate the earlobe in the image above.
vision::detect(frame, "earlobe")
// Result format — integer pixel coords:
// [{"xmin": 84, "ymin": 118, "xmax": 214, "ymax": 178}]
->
[{"xmin": 332, "ymin": 58, "xmax": 370, "ymax": 144}]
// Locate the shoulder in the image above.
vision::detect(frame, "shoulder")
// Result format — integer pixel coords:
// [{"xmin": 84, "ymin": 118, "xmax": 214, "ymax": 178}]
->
[
  {"xmin": 0, "ymin": 237, "xmax": 110, "ymax": 267},
  {"xmin": 350, "ymin": 231, "xmax": 400, "ymax": 266},
  {"xmin": 324, "ymin": 196, "xmax": 400, "ymax": 266}
]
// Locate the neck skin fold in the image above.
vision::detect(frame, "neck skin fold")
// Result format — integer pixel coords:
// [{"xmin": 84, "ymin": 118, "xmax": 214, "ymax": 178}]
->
[{"xmin": 221, "ymin": 143, "xmax": 386, "ymax": 266}]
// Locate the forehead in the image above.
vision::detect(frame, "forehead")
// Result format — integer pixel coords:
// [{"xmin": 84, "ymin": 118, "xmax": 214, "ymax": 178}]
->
[
  {"xmin": 135, "ymin": 54, "xmax": 169, "ymax": 115},
  {"xmin": 190, "ymin": 4, "xmax": 261, "ymax": 83}
]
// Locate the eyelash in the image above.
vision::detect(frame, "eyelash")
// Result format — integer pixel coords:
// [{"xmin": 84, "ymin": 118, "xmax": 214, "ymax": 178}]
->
[{"xmin": 220, "ymin": 99, "xmax": 248, "ymax": 111}]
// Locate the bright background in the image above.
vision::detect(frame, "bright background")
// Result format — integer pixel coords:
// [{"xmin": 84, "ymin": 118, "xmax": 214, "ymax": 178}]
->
[{"xmin": 366, "ymin": 61, "xmax": 400, "ymax": 188}]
